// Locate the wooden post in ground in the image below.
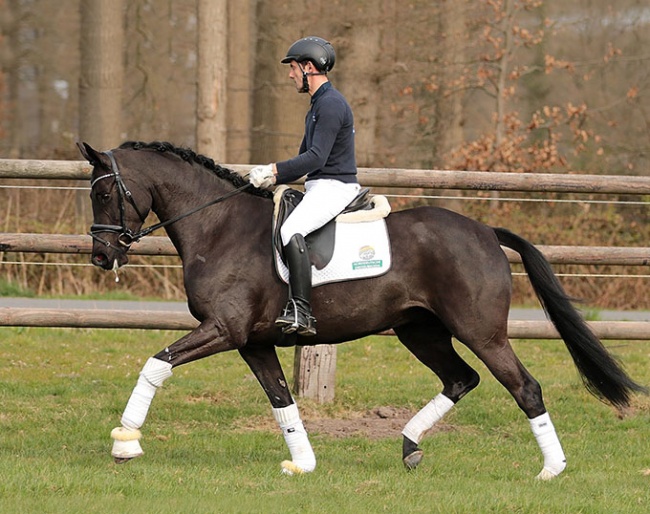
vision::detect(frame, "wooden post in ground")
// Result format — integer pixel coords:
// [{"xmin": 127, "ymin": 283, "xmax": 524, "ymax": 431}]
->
[{"xmin": 293, "ymin": 345, "xmax": 337, "ymax": 403}]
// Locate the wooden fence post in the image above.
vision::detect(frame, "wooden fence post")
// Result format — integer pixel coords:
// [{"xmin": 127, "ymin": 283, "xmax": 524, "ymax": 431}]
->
[{"xmin": 293, "ymin": 345, "xmax": 337, "ymax": 403}]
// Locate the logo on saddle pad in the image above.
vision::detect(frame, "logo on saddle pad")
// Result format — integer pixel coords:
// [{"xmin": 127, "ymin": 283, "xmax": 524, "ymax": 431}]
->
[
  {"xmin": 352, "ymin": 245, "xmax": 384, "ymax": 271},
  {"xmin": 273, "ymin": 187, "xmax": 392, "ymax": 287}
]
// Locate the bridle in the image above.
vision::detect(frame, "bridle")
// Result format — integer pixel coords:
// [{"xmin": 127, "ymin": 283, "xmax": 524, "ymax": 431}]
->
[{"xmin": 89, "ymin": 150, "xmax": 252, "ymax": 250}]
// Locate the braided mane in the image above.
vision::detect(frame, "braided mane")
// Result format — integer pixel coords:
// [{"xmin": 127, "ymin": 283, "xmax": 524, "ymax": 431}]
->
[{"xmin": 118, "ymin": 140, "xmax": 272, "ymax": 199}]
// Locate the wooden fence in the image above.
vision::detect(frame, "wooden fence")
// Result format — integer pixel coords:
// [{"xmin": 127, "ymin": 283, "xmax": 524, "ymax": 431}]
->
[
  {"xmin": 1, "ymin": 232, "xmax": 649, "ymax": 266},
  {"xmin": 1, "ymin": 158, "xmax": 649, "ymax": 401},
  {"xmin": 3, "ymin": 158, "xmax": 650, "ymax": 193}
]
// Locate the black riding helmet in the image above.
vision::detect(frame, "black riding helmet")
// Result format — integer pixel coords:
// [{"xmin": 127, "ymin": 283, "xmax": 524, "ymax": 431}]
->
[{"xmin": 281, "ymin": 36, "xmax": 336, "ymax": 73}]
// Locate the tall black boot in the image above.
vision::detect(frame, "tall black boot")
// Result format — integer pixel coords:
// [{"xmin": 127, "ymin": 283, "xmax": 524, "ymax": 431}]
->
[{"xmin": 275, "ymin": 234, "xmax": 317, "ymax": 336}]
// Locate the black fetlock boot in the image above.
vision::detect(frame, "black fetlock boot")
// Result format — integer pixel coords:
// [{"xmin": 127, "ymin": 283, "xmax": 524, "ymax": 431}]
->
[{"xmin": 275, "ymin": 234, "xmax": 317, "ymax": 336}]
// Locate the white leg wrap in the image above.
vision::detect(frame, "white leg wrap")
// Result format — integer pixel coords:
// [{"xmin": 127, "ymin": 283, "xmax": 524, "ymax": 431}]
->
[
  {"xmin": 402, "ymin": 393, "xmax": 455, "ymax": 444},
  {"xmin": 111, "ymin": 427, "xmax": 144, "ymax": 460},
  {"xmin": 120, "ymin": 357, "xmax": 173, "ymax": 430},
  {"xmin": 272, "ymin": 403, "xmax": 316, "ymax": 475},
  {"xmin": 529, "ymin": 412, "xmax": 566, "ymax": 480}
]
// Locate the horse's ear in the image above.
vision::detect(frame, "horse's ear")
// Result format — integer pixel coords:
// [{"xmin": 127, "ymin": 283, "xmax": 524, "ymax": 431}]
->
[{"xmin": 76, "ymin": 141, "xmax": 108, "ymax": 168}]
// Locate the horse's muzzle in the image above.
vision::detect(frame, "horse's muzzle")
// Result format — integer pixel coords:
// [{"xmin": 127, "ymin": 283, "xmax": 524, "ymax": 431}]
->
[{"xmin": 91, "ymin": 245, "xmax": 129, "ymax": 270}]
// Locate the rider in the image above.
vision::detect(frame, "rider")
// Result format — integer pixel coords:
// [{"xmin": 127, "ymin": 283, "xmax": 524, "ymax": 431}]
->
[{"xmin": 249, "ymin": 36, "xmax": 360, "ymax": 337}]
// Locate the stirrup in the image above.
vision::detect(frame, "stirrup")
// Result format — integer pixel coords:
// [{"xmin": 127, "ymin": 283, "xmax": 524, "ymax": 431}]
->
[{"xmin": 275, "ymin": 299, "xmax": 317, "ymax": 336}]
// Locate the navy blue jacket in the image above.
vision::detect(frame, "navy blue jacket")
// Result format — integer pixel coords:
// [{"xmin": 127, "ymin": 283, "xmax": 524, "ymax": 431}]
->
[{"xmin": 276, "ymin": 82, "xmax": 358, "ymax": 185}]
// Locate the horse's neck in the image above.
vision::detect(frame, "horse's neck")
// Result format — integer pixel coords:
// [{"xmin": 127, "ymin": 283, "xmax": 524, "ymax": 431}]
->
[
  {"xmin": 149, "ymin": 163, "xmax": 228, "ymax": 221},
  {"xmin": 145, "ymin": 162, "xmax": 270, "ymax": 257}
]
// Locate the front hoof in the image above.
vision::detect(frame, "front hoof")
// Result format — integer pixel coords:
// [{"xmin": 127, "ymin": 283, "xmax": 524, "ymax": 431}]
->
[
  {"xmin": 403, "ymin": 450, "xmax": 424, "ymax": 470},
  {"xmin": 535, "ymin": 467, "xmax": 559, "ymax": 481},
  {"xmin": 280, "ymin": 460, "xmax": 313, "ymax": 476},
  {"xmin": 111, "ymin": 427, "xmax": 144, "ymax": 462}
]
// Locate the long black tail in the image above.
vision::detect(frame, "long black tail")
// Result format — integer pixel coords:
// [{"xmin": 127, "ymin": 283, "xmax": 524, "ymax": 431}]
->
[{"xmin": 495, "ymin": 227, "xmax": 647, "ymax": 409}]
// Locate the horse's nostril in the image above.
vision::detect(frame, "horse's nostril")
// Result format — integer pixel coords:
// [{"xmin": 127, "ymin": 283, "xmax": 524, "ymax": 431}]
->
[{"xmin": 92, "ymin": 253, "xmax": 108, "ymax": 268}]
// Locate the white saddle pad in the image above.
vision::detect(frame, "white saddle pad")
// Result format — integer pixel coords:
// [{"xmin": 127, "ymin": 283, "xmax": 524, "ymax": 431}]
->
[{"xmin": 274, "ymin": 217, "xmax": 392, "ymax": 287}]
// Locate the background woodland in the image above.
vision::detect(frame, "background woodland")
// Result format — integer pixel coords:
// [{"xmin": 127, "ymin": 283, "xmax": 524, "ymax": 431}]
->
[{"xmin": 0, "ymin": 0, "xmax": 648, "ymax": 308}]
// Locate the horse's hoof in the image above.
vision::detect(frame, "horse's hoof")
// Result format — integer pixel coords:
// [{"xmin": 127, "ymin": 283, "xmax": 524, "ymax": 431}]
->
[
  {"xmin": 535, "ymin": 468, "xmax": 559, "ymax": 481},
  {"xmin": 403, "ymin": 450, "xmax": 424, "ymax": 470},
  {"xmin": 111, "ymin": 427, "xmax": 144, "ymax": 462},
  {"xmin": 281, "ymin": 460, "xmax": 308, "ymax": 475}
]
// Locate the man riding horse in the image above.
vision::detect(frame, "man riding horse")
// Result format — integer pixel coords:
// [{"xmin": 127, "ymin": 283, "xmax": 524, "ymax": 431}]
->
[{"xmin": 249, "ymin": 36, "xmax": 361, "ymax": 337}]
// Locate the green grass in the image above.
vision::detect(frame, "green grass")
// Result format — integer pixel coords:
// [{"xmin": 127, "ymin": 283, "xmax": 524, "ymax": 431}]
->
[
  {"xmin": 0, "ymin": 279, "xmax": 35, "ymax": 297},
  {"xmin": 1, "ymin": 328, "xmax": 649, "ymax": 513}
]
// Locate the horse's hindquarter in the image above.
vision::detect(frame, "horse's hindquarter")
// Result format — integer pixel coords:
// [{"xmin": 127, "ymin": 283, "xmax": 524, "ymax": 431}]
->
[{"xmin": 319, "ymin": 206, "xmax": 513, "ymax": 339}]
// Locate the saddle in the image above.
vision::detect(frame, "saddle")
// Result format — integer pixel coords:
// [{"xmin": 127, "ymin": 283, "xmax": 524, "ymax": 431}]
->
[{"xmin": 273, "ymin": 186, "xmax": 388, "ymax": 270}]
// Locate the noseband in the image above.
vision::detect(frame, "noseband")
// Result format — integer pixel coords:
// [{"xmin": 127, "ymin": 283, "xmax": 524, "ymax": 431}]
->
[{"xmin": 89, "ymin": 150, "xmax": 252, "ymax": 250}]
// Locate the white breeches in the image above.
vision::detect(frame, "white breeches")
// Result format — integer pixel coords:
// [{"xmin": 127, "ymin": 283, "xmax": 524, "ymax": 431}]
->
[{"xmin": 280, "ymin": 179, "xmax": 361, "ymax": 246}]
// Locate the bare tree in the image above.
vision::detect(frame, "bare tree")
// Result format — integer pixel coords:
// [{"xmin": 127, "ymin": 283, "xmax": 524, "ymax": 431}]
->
[
  {"xmin": 79, "ymin": 0, "xmax": 125, "ymax": 149},
  {"xmin": 196, "ymin": 0, "xmax": 227, "ymax": 158},
  {"xmin": 226, "ymin": 0, "xmax": 255, "ymax": 163}
]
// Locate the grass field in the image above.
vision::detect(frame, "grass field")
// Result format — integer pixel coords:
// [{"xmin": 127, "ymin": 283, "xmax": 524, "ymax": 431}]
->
[{"xmin": 1, "ymin": 327, "xmax": 649, "ymax": 513}]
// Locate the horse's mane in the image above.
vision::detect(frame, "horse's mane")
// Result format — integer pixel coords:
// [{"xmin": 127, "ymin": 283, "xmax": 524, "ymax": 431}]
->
[{"xmin": 118, "ymin": 140, "xmax": 272, "ymax": 199}]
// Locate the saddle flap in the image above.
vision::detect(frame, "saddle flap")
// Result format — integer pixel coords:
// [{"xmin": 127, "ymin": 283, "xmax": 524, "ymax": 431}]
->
[
  {"xmin": 272, "ymin": 186, "xmax": 334, "ymax": 270},
  {"xmin": 272, "ymin": 186, "xmax": 391, "ymax": 271}
]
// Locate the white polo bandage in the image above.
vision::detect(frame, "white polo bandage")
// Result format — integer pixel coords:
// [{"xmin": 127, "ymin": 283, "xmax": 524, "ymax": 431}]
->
[
  {"xmin": 273, "ymin": 403, "xmax": 316, "ymax": 474},
  {"xmin": 121, "ymin": 357, "xmax": 173, "ymax": 430},
  {"xmin": 402, "ymin": 393, "xmax": 455, "ymax": 444},
  {"xmin": 530, "ymin": 412, "xmax": 566, "ymax": 478}
]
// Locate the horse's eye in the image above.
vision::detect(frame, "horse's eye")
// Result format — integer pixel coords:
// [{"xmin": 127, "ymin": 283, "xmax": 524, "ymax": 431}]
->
[{"xmin": 96, "ymin": 192, "xmax": 111, "ymax": 204}]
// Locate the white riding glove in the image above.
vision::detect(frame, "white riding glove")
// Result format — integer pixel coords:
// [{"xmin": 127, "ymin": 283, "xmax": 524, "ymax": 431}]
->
[{"xmin": 249, "ymin": 164, "xmax": 276, "ymax": 189}]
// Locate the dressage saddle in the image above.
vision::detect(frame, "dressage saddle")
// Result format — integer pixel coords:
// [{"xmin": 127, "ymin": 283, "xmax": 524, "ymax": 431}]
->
[{"xmin": 273, "ymin": 187, "xmax": 373, "ymax": 270}]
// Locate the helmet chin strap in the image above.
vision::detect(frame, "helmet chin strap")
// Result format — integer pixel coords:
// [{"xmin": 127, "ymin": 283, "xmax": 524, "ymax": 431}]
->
[{"xmin": 298, "ymin": 63, "xmax": 326, "ymax": 93}]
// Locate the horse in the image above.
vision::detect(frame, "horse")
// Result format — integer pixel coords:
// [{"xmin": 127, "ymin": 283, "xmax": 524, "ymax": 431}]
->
[{"xmin": 78, "ymin": 140, "xmax": 645, "ymax": 480}]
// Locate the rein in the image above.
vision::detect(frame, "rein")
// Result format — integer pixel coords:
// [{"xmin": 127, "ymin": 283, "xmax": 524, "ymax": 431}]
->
[{"xmin": 89, "ymin": 150, "xmax": 252, "ymax": 249}]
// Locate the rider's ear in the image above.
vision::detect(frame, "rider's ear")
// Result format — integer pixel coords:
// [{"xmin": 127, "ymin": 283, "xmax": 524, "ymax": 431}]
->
[{"xmin": 77, "ymin": 141, "xmax": 111, "ymax": 169}]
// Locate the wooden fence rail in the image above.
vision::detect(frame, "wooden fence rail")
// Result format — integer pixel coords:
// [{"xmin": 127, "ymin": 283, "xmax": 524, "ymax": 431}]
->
[
  {"xmin": 1, "ymin": 307, "xmax": 649, "ymax": 340},
  {"xmin": 2, "ymin": 158, "xmax": 650, "ymax": 194},
  {"xmin": 2, "ymin": 233, "xmax": 649, "ymax": 266}
]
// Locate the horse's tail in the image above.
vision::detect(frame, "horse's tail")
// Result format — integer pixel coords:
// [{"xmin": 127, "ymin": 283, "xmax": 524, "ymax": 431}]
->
[{"xmin": 494, "ymin": 227, "xmax": 647, "ymax": 409}]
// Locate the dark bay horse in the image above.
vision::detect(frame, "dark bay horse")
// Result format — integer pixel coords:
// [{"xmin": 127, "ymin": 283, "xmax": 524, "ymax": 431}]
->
[{"xmin": 78, "ymin": 140, "xmax": 645, "ymax": 479}]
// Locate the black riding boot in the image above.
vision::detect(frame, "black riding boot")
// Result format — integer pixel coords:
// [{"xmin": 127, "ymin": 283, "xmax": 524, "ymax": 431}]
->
[{"xmin": 275, "ymin": 234, "xmax": 317, "ymax": 336}]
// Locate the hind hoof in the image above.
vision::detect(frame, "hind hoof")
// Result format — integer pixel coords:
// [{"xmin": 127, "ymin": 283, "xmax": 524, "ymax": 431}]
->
[
  {"xmin": 403, "ymin": 450, "xmax": 424, "ymax": 470},
  {"xmin": 113, "ymin": 456, "xmax": 135, "ymax": 464}
]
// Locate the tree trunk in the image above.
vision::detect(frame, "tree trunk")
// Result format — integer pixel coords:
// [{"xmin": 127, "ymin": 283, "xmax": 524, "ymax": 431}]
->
[
  {"xmin": 78, "ymin": 0, "xmax": 124, "ymax": 232},
  {"xmin": 226, "ymin": 0, "xmax": 254, "ymax": 163},
  {"xmin": 5, "ymin": 0, "xmax": 22, "ymax": 158},
  {"xmin": 335, "ymin": 4, "xmax": 384, "ymax": 167},
  {"xmin": 196, "ymin": 0, "xmax": 227, "ymax": 159},
  {"xmin": 438, "ymin": 1, "xmax": 465, "ymax": 157},
  {"xmin": 79, "ymin": 0, "xmax": 124, "ymax": 149}
]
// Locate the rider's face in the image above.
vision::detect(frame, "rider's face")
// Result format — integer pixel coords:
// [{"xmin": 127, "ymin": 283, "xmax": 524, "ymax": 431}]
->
[{"xmin": 288, "ymin": 61, "xmax": 311, "ymax": 92}]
